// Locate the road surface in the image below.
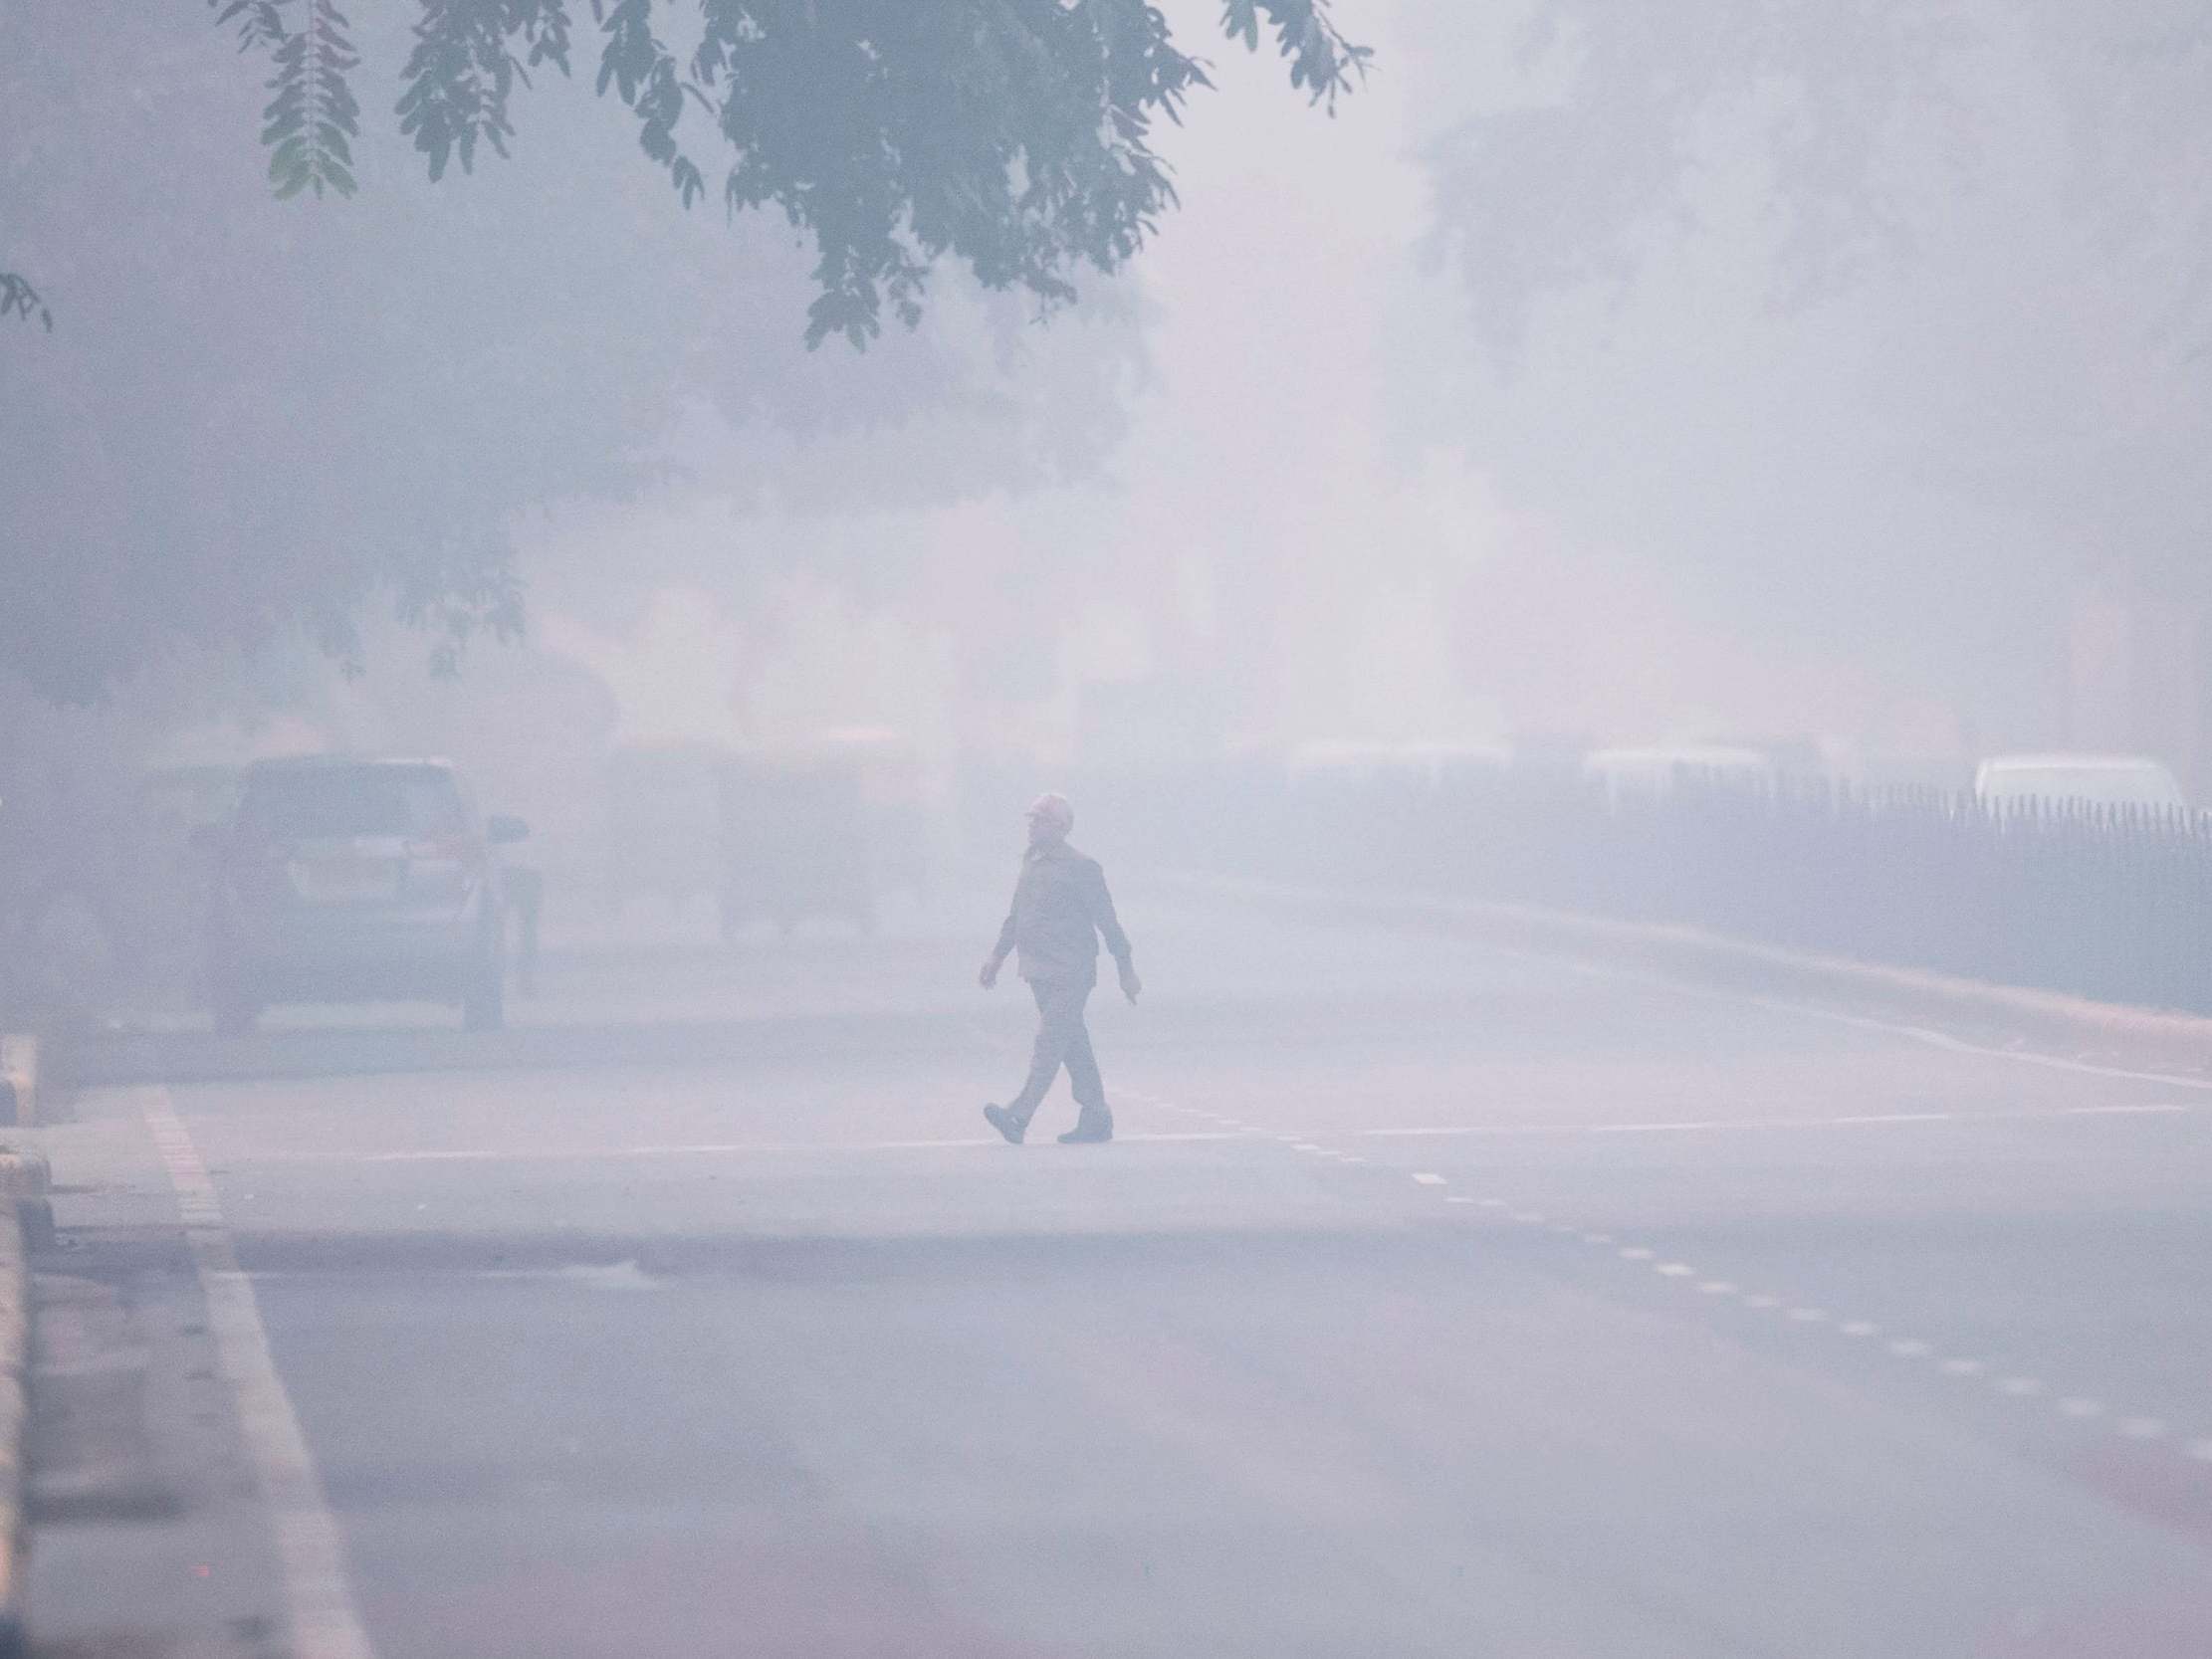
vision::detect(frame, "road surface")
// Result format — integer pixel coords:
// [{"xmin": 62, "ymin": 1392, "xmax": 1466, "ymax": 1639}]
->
[{"xmin": 25, "ymin": 890, "xmax": 2212, "ymax": 1657}]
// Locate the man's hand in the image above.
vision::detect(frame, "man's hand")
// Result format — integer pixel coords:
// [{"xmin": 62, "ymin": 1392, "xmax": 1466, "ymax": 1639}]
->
[
  {"xmin": 1118, "ymin": 961, "xmax": 1142, "ymax": 1004},
  {"xmin": 980, "ymin": 956, "xmax": 1001, "ymax": 991}
]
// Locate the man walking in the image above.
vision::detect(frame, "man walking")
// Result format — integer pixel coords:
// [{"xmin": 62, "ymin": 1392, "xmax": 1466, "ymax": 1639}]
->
[{"xmin": 981, "ymin": 793, "xmax": 1140, "ymax": 1144}]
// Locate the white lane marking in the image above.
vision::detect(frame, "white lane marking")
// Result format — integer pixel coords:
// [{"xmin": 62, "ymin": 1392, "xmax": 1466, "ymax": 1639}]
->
[
  {"xmin": 1742, "ymin": 995, "xmax": 2212, "ymax": 1095},
  {"xmin": 2186, "ymin": 1438, "xmax": 2212, "ymax": 1463},
  {"xmin": 1303, "ymin": 882, "xmax": 2212, "ymax": 1096},
  {"xmin": 2118, "ymin": 1416, "xmax": 2169, "ymax": 1440},
  {"xmin": 1507, "ymin": 1210, "xmax": 1545, "ymax": 1224},
  {"xmin": 1839, "ymin": 1321, "xmax": 1880, "ymax": 1338},
  {"xmin": 2058, "ymin": 1397, "xmax": 2104, "ymax": 1418},
  {"xmin": 1742, "ymin": 1295, "xmax": 1781, "ymax": 1311},
  {"xmin": 351, "ymin": 1131, "xmax": 1260, "ymax": 1163},
  {"xmin": 1695, "ymin": 1280, "xmax": 1738, "ymax": 1296},
  {"xmin": 1445, "ymin": 1195, "xmax": 1477, "ymax": 1205},
  {"xmin": 1579, "ymin": 1231, "xmax": 1612, "ymax": 1244},
  {"xmin": 1290, "ymin": 1142, "xmax": 1325, "ymax": 1153},
  {"xmin": 1787, "ymin": 1308, "xmax": 1829, "ymax": 1324},
  {"xmin": 1654, "ymin": 1262, "xmax": 1695, "ymax": 1278},
  {"xmin": 1355, "ymin": 1104, "xmax": 2193, "ymax": 1140},
  {"xmin": 1410, "ymin": 1172, "xmax": 1446, "ymax": 1186},
  {"xmin": 1939, "ymin": 1357, "xmax": 1984, "ymax": 1376},
  {"xmin": 1997, "ymin": 1377, "xmax": 2045, "ymax": 1397},
  {"xmin": 1618, "ymin": 1246, "xmax": 1655, "ymax": 1261},
  {"xmin": 141, "ymin": 1087, "xmax": 377, "ymax": 1659},
  {"xmin": 1888, "ymin": 1339, "xmax": 1932, "ymax": 1357}
]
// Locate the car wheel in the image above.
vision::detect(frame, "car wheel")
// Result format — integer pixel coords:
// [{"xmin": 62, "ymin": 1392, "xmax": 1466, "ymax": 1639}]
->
[{"xmin": 463, "ymin": 952, "xmax": 506, "ymax": 1032}]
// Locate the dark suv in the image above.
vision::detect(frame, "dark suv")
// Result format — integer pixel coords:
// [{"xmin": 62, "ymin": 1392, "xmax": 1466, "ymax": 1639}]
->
[{"xmin": 206, "ymin": 757, "xmax": 527, "ymax": 1033}]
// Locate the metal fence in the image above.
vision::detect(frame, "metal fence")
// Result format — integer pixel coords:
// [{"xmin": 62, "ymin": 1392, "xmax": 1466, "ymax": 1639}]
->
[{"xmin": 1188, "ymin": 767, "xmax": 2212, "ymax": 1016}]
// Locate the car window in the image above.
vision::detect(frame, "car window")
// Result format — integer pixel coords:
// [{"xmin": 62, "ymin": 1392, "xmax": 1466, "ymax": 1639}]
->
[{"xmin": 239, "ymin": 767, "xmax": 468, "ymax": 840}]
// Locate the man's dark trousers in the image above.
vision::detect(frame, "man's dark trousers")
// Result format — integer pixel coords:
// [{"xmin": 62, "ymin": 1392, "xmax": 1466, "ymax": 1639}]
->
[{"xmin": 1005, "ymin": 973, "xmax": 1108, "ymax": 1133}]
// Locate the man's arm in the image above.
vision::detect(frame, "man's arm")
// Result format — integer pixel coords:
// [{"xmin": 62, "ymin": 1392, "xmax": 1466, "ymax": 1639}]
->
[
  {"xmin": 981, "ymin": 900, "xmax": 1018, "ymax": 989},
  {"xmin": 1084, "ymin": 860, "xmax": 1141, "ymax": 1001}
]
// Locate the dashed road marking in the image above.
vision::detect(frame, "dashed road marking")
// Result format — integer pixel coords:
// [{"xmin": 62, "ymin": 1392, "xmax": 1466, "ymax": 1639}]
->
[
  {"xmin": 1997, "ymin": 1377, "xmax": 2045, "ymax": 1397},
  {"xmin": 1938, "ymin": 1357, "xmax": 1983, "ymax": 1376},
  {"xmin": 2059, "ymin": 1397, "xmax": 2104, "ymax": 1419},
  {"xmin": 1742, "ymin": 1295, "xmax": 1781, "ymax": 1311},
  {"xmin": 1888, "ymin": 1339, "xmax": 1932, "ymax": 1357},
  {"xmin": 1696, "ymin": 1280, "xmax": 1738, "ymax": 1296},
  {"xmin": 1787, "ymin": 1308, "xmax": 1829, "ymax": 1324},
  {"xmin": 1618, "ymin": 1246, "xmax": 1655, "ymax": 1261},
  {"xmin": 1839, "ymin": 1321, "xmax": 1880, "ymax": 1338},
  {"xmin": 2118, "ymin": 1416, "xmax": 2169, "ymax": 1440},
  {"xmin": 1655, "ymin": 1262, "xmax": 1695, "ymax": 1278},
  {"xmin": 1410, "ymin": 1172, "xmax": 1446, "ymax": 1186}
]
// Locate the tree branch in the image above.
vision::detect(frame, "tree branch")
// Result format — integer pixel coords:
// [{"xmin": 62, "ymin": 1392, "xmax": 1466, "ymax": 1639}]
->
[{"xmin": 1, "ymin": 273, "xmax": 52, "ymax": 331}]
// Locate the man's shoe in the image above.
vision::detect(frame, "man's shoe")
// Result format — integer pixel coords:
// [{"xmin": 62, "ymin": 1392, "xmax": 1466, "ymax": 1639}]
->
[
  {"xmin": 983, "ymin": 1104, "xmax": 1025, "ymax": 1145},
  {"xmin": 1057, "ymin": 1115, "xmax": 1113, "ymax": 1144}
]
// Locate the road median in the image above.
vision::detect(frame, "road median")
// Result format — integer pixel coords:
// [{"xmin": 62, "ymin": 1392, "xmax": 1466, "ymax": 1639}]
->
[{"xmin": 1172, "ymin": 873, "xmax": 2212, "ymax": 1075}]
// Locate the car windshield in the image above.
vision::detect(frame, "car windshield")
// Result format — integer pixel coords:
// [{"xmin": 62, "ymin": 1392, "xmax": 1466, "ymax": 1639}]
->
[{"xmin": 239, "ymin": 766, "xmax": 467, "ymax": 840}]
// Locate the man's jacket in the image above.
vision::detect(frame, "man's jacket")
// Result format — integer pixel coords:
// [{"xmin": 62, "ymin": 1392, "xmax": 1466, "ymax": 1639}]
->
[{"xmin": 995, "ymin": 842, "xmax": 1133, "ymax": 983}]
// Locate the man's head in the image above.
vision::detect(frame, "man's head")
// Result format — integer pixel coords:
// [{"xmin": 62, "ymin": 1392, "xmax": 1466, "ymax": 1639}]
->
[{"xmin": 1025, "ymin": 792, "xmax": 1075, "ymax": 851}]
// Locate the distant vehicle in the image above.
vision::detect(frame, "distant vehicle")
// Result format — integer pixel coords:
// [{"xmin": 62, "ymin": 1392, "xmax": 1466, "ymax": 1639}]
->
[
  {"xmin": 1973, "ymin": 753, "xmax": 2187, "ymax": 814},
  {"xmin": 1286, "ymin": 740, "xmax": 1515, "ymax": 794},
  {"xmin": 716, "ymin": 748, "xmax": 876, "ymax": 938},
  {"xmin": 1581, "ymin": 743, "xmax": 1774, "ymax": 802},
  {"xmin": 597, "ymin": 742, "xmax": 726, "ymax": 919},
  {"xmin": 205, "ymin": 756, "xmax": 528, "ymax": 1034}
]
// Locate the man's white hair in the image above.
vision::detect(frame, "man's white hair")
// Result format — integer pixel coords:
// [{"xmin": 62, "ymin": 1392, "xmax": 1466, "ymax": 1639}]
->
[{"xmin": 1026, "ymin": 792, "xmax": 1075, "ymax": 834}]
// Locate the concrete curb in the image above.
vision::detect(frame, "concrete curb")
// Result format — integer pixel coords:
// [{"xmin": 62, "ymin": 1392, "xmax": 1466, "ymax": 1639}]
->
[
  {"xmin": 0, "ymin": 1187, "xmax": 29, "ymax": 1658},
  {"xmin": 1173, "ymin": 873, "xmax": 2212, "ymax": 1073},
  {"xmin": 0, "ymin": 1040, "xmax": 32, "ymax": 1131}
]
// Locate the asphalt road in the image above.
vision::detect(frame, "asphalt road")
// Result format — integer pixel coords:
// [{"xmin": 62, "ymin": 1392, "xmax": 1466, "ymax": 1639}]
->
[{"xmin": 24, "ymin": 891, "xmax": 2212, "ymax": 1657}]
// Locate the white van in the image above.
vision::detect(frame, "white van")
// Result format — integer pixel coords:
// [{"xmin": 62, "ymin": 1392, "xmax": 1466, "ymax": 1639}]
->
[{"xmin": 1972, "ymin": 753, "xmax": 2186, "ymax": 813}]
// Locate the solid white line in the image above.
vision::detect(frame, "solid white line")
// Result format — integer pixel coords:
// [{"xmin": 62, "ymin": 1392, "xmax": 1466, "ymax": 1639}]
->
[
  {"xmin": 1355, "ymin": 1104, "xmax": 2190, "ymax": 1140},
  {"xmin": 2057, "ymin": 1103, "xmax": 2190, "ymax": 1117},
  {"xmin": 141, "ymin": 1087, "xmax": 376, "ymax": 1659},
  {"xmin": 352, "ymin": 1131, "xmax": 1259, "ymax": 1163}
]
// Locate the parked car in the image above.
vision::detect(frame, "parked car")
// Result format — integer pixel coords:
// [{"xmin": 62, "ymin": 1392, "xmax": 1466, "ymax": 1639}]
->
[
  {"xmin": 205, "ymin": 756, "xmax": 528, "ymax": 1033},
  {"xmin": 1973, "ymin": 752, "xmax": 2187, "ymax": 814}
]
